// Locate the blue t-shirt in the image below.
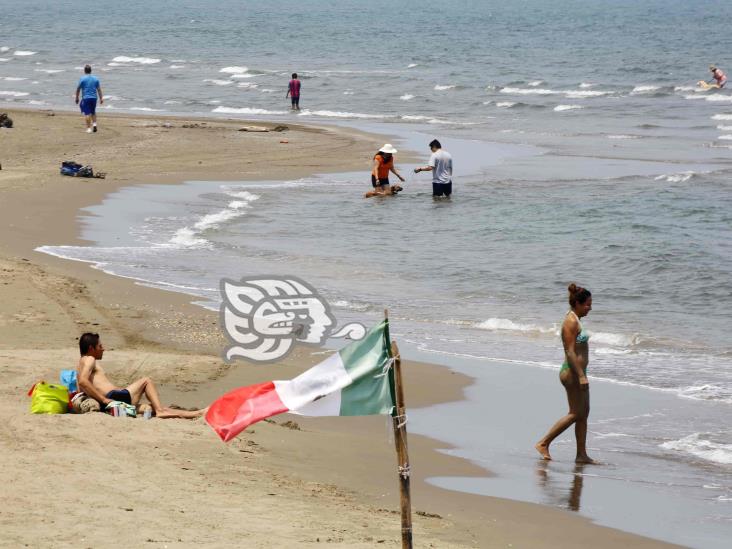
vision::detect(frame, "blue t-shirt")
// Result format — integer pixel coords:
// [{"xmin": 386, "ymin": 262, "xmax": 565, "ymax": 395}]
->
[{"xmin": 77, "ymin": 75, "xmax": 100, "ymax": 100}]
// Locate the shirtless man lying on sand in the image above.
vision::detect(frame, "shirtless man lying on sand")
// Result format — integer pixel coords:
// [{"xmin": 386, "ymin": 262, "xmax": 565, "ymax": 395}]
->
[{"xmin": 76, "ymin": 332, "xmax": 206, "ymax": 419}]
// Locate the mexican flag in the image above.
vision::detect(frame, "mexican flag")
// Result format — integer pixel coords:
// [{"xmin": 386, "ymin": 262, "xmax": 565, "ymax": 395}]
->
[{"xmin": 207, "ymin": 320, "xmax": 395, "ymax": 442}]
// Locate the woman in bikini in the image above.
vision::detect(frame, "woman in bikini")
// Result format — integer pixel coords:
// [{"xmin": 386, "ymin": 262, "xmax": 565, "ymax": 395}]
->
[{"xmin": 535, "ymin": 283, "xmax": 596, "ymax": 464}]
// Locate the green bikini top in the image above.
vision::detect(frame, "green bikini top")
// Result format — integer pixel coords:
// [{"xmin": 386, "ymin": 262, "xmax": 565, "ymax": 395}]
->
[{"xmin": 568, "ymin": 311, "xmax": 590, "ymax": 343}]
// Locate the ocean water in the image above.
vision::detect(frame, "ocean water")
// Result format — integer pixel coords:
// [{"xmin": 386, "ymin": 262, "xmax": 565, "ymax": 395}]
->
[{"xmin": 6, "ymin": 0, "xmax": 731, "ymax": 545}]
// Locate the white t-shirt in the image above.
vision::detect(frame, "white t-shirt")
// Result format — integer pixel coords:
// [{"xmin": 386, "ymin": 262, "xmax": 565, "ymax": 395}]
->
[{"xmin": 428, "ymin": 149, "xmax": 453, "ymax": 184}]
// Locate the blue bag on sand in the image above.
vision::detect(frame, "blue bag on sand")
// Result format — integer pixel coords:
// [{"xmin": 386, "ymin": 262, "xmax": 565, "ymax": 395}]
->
[{"xmin": 60, "ymin": 369, "xmax": 78, "ymax": 392}]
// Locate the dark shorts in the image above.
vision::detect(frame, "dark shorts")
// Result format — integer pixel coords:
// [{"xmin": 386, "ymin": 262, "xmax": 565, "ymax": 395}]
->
[
  {"xmin": 371, "ymin": 175, "xmax": 389, "ymax": 188},
  {"xmin": 291, "ymin": 95, "xmax": 300, "ymax": 107},
  {"xmin": 80, "ymin": 98, "xmax": 97, "ymax": 115},
  {"xmin": 433, "ymin": 181, "xmax": 452, "ymax": 197},
  {"xmin": 106, "ymin": 389, "xmax": 132, "ymax": 405}
]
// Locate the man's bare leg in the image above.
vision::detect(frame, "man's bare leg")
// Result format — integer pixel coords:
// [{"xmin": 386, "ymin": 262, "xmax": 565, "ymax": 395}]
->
[{"xmin": 127, "ymin": 377, "xmax": 206, "ymax": 419}]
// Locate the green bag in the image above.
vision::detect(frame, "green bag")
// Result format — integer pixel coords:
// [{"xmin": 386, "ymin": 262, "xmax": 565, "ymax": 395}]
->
[{"xmin": 29, "ymin": 381, "xmax": 69, "ymax": 414}]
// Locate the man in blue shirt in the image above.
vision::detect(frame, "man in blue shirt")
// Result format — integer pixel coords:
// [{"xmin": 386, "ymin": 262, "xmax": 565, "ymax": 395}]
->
[{"xmin": 75, "ymin": 65, "xmax": 103, "ymax": 133}]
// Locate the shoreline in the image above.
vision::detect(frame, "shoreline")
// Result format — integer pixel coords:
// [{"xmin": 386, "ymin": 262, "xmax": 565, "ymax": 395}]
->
[{"xmin": 0, "ymin": 108, "xmax": 679, "ymax": 547}]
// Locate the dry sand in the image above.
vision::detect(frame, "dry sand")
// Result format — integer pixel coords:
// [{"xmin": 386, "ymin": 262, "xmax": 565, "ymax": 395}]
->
[{"xmin": 0, "ymin": 108, "xmax": 679, "ymax": 547}]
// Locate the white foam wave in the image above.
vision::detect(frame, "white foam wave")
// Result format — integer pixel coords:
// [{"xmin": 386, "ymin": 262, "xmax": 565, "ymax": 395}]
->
[
  {"xmin": 237, "ymin": 82, "xmax": 258, "ymax": 89},
  {"xmin": 718, "ymin": 135, "xmax": 732, "ymax": 140},
  {"xmin": 27, "ymin": 100, "xmax": 46, "ymax": 106},
  {"xmin": 716, "ymin": 125, "xmax": 732, "ymax": 131},
  {"xmin": 434, "ymin": 84, "xmax": 457, "ymax": 91},
  {"xmin": 565, "ymin": 90, "xmax": 609, "ymax": 98},
  {"xmin": 212, "ymin": 106, "xmax": 287, "ymax": 115},
  {"xmin": 407, "ymin": 63, "xmax": 418, "ymax": 69},
  {"xmin": 474, "ymin": 318, "xmax": 555, "ymax": 334},
  {"xmin": 0, "ymin": 58, "xmax": 8, "ymax": 62},
  {"xmin": 14, "ymin": 50, "xmax": 37, "ymax": 56},
  {"xmin": 230, "ymin": 73, "xmax": 256, "ymax": 79},
  {"xmin": 654, "ymin": 171, "xmax": 695, "ymax": 183},
  {"xmin": 34, "ymin": 68, "xmax": 64, "ymax": 74},
  {"xmin": 528, "ymin": 80, "xmax": 543, "ymax": 87},
  {"xmin": 712, "ymin": 113, "xmax": 732, "ymax": 120},
  {"xmin": 112, "ymin": 56, "xmax": 160, "ymax": 64},
  {"xmin": 678, "ymin": 385, "xmax": 732, "ymax": 403},
  {"xmin": 496, "ymin": 101, "xmax": 516, "ymax": 108},
  {"xmin": 169, "ymin": 192, "xmax": 259, "ymax": 248},
  {"xmin": 1, "ymin": 77, "xmax": 26, "ymax": 81},
  {"xmin": 590, "ymin": 331, "xmax": 640, "ymax": 347},
  {"xmin": 554, "ymin": 104, "xmax": 583, "ymax": 112},
  {"xmin": 0, "ymin": 90, "xmax": 29, "ymax": 97},
  {"xmin": 674, "ymin": 85, "xmax": 700, "ymax": 92},
  {"xmin": 501, "ymin": 86, "xmax": 556, "ymax": 95},
  {"xmin": 579, "ymin": 82, "xmax": 594, "ymax": 88},
  {"xmin": 219, "ymin": 66, "xmax": 248, "ymax": 74},
  {"xmin": 104, "ymin": 95, "xmax": 125, "ymax": 101},
  {"xmin": 129, "ymin": 107, "xmax": 164, "ymax": 112},
  {"xmin": 169, "ymin": 65, "xmax": 185, "ymax": 69},
  {"xmin": 701, "ymin": 94, "xmax": 732, "ymax": 102},
  {"xmin": 400, "ymin": 94, "xmax": 415, "ymax": 101},
  {"xmin": 0, "ymin": 47, "xmax": 9, "ymax": 53},
  {"xmin": 343, "ymin": 91, "xmax": 354, "ymax": 95},
  {"xmin": 607, "ymin": 134, "xmax": 640, "ymax": 139},
  {"xmin": 203, "ymin": 79, "xmax": 233, "ymax": 86},
  {"xmin": 660, "ymin": 433, "xmax": 732, "ymax": 465},
  {"xmin": 631, "ymin": 85, "xmax": 660, "ymax": 93},
  {"xmin": 593, "ymin": 348, "xmax": 632, "ymax": 355},
  {"xmin": 298, "ymin": 109, "xmax": 389, "ymax": 119}
]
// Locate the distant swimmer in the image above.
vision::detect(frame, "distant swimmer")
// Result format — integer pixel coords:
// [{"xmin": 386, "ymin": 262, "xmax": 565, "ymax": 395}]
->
[
  {"xmin": 414, "ymin": 139, "xmax": 453, "ymax": 198},
  {"xmin": 699, "ymin": 65, "xmax": 727, "ymax": 89},
  {"xmin": 364, "ymin": 144, "xmax": 405, "ymax": 198},
  {"xmin": 286, "ymin": 72, "xmax": 301, "ymax": 110},
  {"xmin": 74, "ymin": 64, "xmax": 103, "ymax": 133},
  {"xmin": 535, "ymin": 284, "xmax": 597, "ymax": 464}
]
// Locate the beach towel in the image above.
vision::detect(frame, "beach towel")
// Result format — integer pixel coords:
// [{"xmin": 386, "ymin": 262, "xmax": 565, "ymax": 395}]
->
[{"xmin": 28, "ymin": 381, "xmax": 69, "ymax": 414}]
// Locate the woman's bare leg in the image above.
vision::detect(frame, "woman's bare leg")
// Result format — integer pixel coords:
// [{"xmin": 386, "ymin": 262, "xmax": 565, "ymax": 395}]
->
[
  {"xmin": 574, "ymin": 387, "xmax": 596, "ymax": 463},
  {"xmin": 535, "ymin": 372, "xmax": 582, "ymax": 460}
]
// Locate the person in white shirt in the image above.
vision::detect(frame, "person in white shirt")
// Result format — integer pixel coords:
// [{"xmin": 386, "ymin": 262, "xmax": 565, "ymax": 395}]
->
[{"xmin": 414, "ymin": 139, "xmax": 453, "ymax": 197}]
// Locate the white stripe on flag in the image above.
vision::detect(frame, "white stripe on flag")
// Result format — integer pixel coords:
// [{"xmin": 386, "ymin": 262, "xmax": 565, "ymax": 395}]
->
[{"xmin": 274, "ymin": 352, "xmax": 349, "ymax": 415}]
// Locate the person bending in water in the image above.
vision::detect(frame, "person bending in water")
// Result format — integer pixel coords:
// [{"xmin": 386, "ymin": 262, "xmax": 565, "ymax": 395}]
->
[
  {"xmin": 706, "ymin": 65, "xmax": 727, "ymax": 88},
  {"xmin": 365, "ymin": 144, "xmax": 405, "ymax": 197},
  {"xmin": 535, "ymin": 284, "xmax": 596, "ymax": 464}
]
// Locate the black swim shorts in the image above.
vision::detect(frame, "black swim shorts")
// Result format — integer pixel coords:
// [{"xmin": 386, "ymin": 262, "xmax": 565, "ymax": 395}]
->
[
  {"xmin": 433, "ymin": 181, "xmax": 452, "ymax": 197},
  {"xmin": 371, "ymin": 175, "xmax": 390, "ymax": 188},
  {"xmin": 106, "ymin": 389, "xmax": 132, "ymax": 404}
]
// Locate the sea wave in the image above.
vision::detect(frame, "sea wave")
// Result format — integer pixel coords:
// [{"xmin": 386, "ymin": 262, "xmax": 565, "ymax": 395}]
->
[
  {"xmin": 711, "ymin": 113, "xmax": 732, "ymax": 120},
  {"xmin": 168, "ymin": 192, "xmax": 260, "ymax": 248},
  {"xmin": 0, "ymin": 46, "xmax": 9, "ymax": 53},
  {"xmin": 528, "ymin": 80, "xmax": 544, "ymax": 87},
  {"xmin": 203, "ymin": 79, "xmax": 233, "ymax": 86},
  {"xmin": 1, "ymin": 77, "xmax": 27, "ymax": 81},
  {"xmin": 579, "ymin": 82, "xmax": 594, "ymax": 88},
  {"xmin": 660, "ymin": 433, "xmax": 732, "ymax": 465},
  {"xmin": 219, "ymin": 66, "xmax": 249, "ymax": 74},
  {"xmin": 554, "ymin": 104, "xmax": 583, "ymax": 112},
  {"xmin": 564, "ymin": 90, "xmax": 610, "ymax": 98},
  {"xmin": 496, "ymin": 101, "xmax": 517, "ymax": 108},
  {"xmin": 678, "ymin": 385, "xmax": 732, "ymax": 404},
  {"xmin": 0, "ymin": 58, "xmax": 8, "ymax": 62},
  {"xmin": 298, "ymin": 109, "xmax": 390, "ymax": 119},
  {"xmin": 212, "ymin": 106, "xmax": 287, "ymax": 115},
  {"xmin": 654, "ymin": 171, "xmax": 696, "ymax": 183},
  {"xmin": 112, "ymin": 56, "xmax": 161, "ymax": 64},
  {"xmin": 716, "ymin": 125, "xmax": 732, "ymax": 131},
  {"xmin": 0, "ymin": 91, "xmax": 29, "ymax": 97},
  {"xmin": 607, "ymin": 134, "xmax": 641, "ymax": 139},
  {"xmin": 631, "ymin": 85, "xmax": 661, "ymax": 93},
  {"xmin": 14, "ymin": 50, "xmax": 37, "ymax": 56},
  {"xmin": 718, "ymin": 135, "xmax": 732, "ymax": 140},
  {"xmin": 434, "ymin": 84, "xmax": 457, "ymax": 91},
  {"xmin": 474, "ymin": 317, "xmax": 556, "ymax": 335},
  {"xmin": 400, "ymin": 94, "xmax": 415, "ymax": 101},
  {"xmin": 34, "ymin": 69, "xmax": 64, "ymax": 74},
  {"xmin": 407, "ymin": 63, "xmax": 418, "ymax": 68},
  {"xmin": 591, "ymin": 331, "xmax": 641, "ymax": 347},
  {"xmin": 501, "ymin": 86, "xmax": 556, "ymax": 95}
]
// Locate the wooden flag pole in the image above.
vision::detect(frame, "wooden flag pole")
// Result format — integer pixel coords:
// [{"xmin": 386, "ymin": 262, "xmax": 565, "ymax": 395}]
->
[{"xmin": 386, "ymin": 309, "xmax": 413, "ymax": 548}]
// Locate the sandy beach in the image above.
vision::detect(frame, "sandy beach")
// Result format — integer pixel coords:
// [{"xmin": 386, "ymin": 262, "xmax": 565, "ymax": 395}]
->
[{"xmin": 0, "ymin": 108, "xmax": 682, "ymax": 547}]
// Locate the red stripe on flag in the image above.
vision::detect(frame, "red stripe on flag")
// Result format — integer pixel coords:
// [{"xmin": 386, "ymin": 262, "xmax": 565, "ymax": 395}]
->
[{"xmin": 205, "ymin": 381, "xmax": 288, "ymax": 442}]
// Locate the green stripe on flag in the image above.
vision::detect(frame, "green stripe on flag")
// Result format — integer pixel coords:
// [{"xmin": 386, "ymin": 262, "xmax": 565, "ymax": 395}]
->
[{"xmin": 337, "ymin": 319, "xmax": 395, "ymax": 416}]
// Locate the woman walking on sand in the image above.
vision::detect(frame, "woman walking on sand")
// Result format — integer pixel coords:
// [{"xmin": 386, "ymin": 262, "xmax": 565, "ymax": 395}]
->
[{"xmin": 536, "ymin": 283, "xmax": 596, "ymax": 464}]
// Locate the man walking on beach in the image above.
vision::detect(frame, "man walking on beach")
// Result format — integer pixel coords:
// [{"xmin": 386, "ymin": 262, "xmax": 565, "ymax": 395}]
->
[
  {"xmin": 414, "ymin": 139, "xmax": 453, "ymax": 198},
  {"xmin": 75, "ymin": 65, "xmax": 103, "ymax": 133},
  {"xmin": 286, "ymin": 72, "xmax": 301, "ymax": 111},
  {"xmin": 76, "ymin": 332, "xmax": 206, "ymax": 418}
]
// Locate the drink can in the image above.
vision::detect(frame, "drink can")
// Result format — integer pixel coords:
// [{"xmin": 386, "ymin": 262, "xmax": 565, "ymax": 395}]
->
[
  {"xmin": 111, "ymin": 403, "xmax": 119, "ymax": 417},
  {"xmin": 144, "ymin": 408, "xmax": 152, "ymax": 420}
]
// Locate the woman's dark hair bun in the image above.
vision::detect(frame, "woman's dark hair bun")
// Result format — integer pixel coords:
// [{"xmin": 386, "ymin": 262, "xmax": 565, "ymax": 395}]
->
[{"xmin": 568, "ymin": 283, "xmax": 591, "ymax": 306}]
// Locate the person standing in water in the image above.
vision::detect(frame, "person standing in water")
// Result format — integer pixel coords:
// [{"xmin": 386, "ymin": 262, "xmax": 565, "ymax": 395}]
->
[
  {"xmin": 535, "ymin": 283, "xmax": 596, "ymax": 464},
  {"xmin": 707, "ymin": 65, "xmax": 727, "ymax": 88},
  {"xmin": 414, "ymin": 139, "xmax": 453, "ymax": 198},
  {"xmin": 286, "ymin": 72, "xmax": 301, "ymax": 110}
]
